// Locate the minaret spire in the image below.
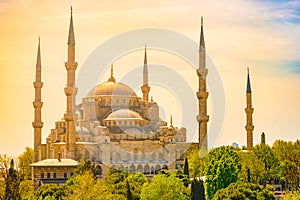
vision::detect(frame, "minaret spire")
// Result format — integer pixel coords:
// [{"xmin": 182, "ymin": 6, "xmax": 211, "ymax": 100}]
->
[
  {"xmin": 141, "ymin": 44, "xmax": 150, "ymax": 102},
  {"xmin": 245, "ymin": 68, "xmax": 254, "ymax": 150},
  {"xmin": 64, "ymin": 6, "xmax": 78, "ymax": 159},
  {"xmin": 108, "ymin": 64, "xmax": 116, "ymax": 82},
  {"xmin": 33, "ymin": 37, "xmax": 44, "ymax": 162},
  {"xmin": 68, "ymin": 5, "xmax": 75, "ymax": 46},
  {"xmin": 196, "ymin": 17, "xmax": 209, "ymax": 151}
]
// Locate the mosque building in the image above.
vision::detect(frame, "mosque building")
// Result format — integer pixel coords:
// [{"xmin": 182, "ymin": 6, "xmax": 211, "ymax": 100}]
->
[{"xmin": 31, "ymin": 8, "xmax": 210, "ymax": 186}]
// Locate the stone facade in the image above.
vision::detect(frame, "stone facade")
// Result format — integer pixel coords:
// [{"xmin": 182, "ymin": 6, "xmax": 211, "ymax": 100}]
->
[{"xmin": 31, "ymin": 8, "xmax": 203, "ymax": 185}]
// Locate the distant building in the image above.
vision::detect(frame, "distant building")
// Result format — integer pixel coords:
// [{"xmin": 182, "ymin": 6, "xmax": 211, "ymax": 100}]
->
[
  {"xmin": 31, "ymin": 8, "xmax": 209, "ymax": 186},
  {"xmin": 232, "ymin": 142, "xmax": 239, "ymax": 148}
]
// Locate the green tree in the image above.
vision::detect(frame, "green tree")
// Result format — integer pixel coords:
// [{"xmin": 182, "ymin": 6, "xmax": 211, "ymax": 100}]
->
[
  {"xmin": 183, "ymin": 157, "xmax": 189, "ymax": 187},
  {"xmin": 140, "ymin": 173, "xmax": 190, "ymax": 200},
  {"xmin": 4, "ymin": 159, "xmax": 21, "ymax": 200},
  {"xmin": 238, "ymin": 151, "xmax": 264, "ymax": 184},
  {"xmin": 205, "ymin": 146, "xmax": 241, "ymax": 200},
  {"xmin": 282, "ymin": 191, "xmax": 300, "ymax": 200},
  {"xmin": 0, "ymin": 180, "xmax": 5, "ymax": 200},
  {"xmin": 64, "ymin": 171, "xmax": 101, "ymax": 200},
  {"xmin": 187, "ymin": 149, "xmax": 206, "ymax": 178},
  {"xmin": 273, "ymin": 140, "xmax": 300, "ymax": 190},
  {"xmin": 213, "ymin": 182, "xmax": 275, "ymax": 200},
  {"xmin": 191, "ymin": 178, "xmax": 205, "ymax": 200},
  {"xmin": 126, "ymin": 180, "xmax": 133, "ymax": 200},
  {"xmin": 74, "ymin": 159, "xmax": 97, "ymax": 178},
  {"xmin": 18, "ymin": 147, "xmax": 34, "ymax": 180},
  {"xmin": 127, "ymin": 172, "xmax": 148, "ymax": 200},
  {"xmin": 36, "ymin": 184, "xmax": 64, "ymax": 200},
  {"xmin": 19, "ymin": 180, "xmax": 34, "ymax": 200},
  {"xmin": 253, "ymin": 144, "xmax": 279, "ymax": 185}
]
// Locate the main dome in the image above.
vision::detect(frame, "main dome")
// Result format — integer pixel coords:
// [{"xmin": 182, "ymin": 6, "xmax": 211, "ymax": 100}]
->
[{"xmin": 86, "ymin": 81, "xmax": 137, "ymax": 97}]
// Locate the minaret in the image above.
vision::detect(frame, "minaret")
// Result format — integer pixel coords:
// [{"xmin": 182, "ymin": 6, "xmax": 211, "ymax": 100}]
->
[
  {"xmin": 141, "ymin": 45, "xmax": 150, "ymax": 102},
  {"xmin": 261, "ymin": 132, "xmax": 265, "ymax": 144},
  {"xmin": 196, "ymin": 17, "xmax": 209, "ymax": 150},
  {"xmin": 64, "ymin": 6, "xmax": 78, "ymax": 159},
  {"xmin": 33, "ymin": 37, "xmax": 43, "ymax": 162},
  {"xmin": 245, "ymin": 68, "xmax": 254, "ymax": 150}
]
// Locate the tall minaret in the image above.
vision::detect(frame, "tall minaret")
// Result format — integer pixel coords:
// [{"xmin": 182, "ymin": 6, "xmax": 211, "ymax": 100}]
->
[
  {"xmin": 141, "ymin": 45, "xmax": 150, "ymax": 102},
  {"xmin": 33, "ymin": 37, "xmax": 43, "ymax": 163},
  {"xmin": 64, "ymin": 7, "xmax": 78, "ymax": 159},
  {"xmin": 245, "ymin": 68, "xmax": 254, "ymax": 150},
  {"xmin": 196, "ymin": 17, "xmax": 209, "ymax": 150}
]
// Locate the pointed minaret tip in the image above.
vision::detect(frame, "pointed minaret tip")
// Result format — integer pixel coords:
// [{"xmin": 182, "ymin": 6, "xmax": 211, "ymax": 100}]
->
[
  {"xmin": 247, "ymin": 67, "xmax": 252, "ymax": 93},
  {"xmin": 36, "ymin": 37, "xmax": 41, "ymax": 69},
  {"xmin": 67, "ymin": 6, "xmax": 75, "ymax": 45},
  {"xmin": 199, "ymin": 16, "xmax": 205, "ymax": 51}
]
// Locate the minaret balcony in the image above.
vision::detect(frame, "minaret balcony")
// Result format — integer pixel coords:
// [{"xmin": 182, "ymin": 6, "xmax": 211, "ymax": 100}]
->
[
  {"xmin": 64, "ymin": 62, "xmax": 78, "ymax": 70},
  {"xmin": 33, "ymin": 101, "xmax": 43, "ymax": 108},
  {"xmin": 245, "ymin": 108, "xmax": 254, "ymax": 113},
  {"xmin": 196, "ymin": 68, "xmax": 208, "ymax": 78},
  {"xmin": 33, "ymin": 82, "xmax": 43, "ymax": 88},
  {"xmin": 196, "ymin": 91, "xmax": 208, "ymax": 99},
  {"xmin": 32, "ymin": 121, "xmax": 43, "ymax": 128},
  {"xmin": 64, "ymin": 87, "xmax": 78, "ymax": 96},
  {"xmin": 245, "ymin": 125, "xmax": 254, "ymax": 131},
  {"xmin": 196, "ymin": 115, "xmax": 209, "ymax": 123}
]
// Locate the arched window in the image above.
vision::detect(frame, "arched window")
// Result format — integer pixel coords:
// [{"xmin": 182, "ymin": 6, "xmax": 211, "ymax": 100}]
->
[
  {"xmin": 130, "ymin": 164, "xmax": 136, "ymax": 173},
  {"xmin": 144, "ymin": 165, "xmax": 150, "ymax": 174},
  {"xmin": 155, "ymin": 165, "xmax": 161, "ymax": 174},
  {"xmin": 137, "ymin": 165, "xmax": 143, "ymax": 173}
]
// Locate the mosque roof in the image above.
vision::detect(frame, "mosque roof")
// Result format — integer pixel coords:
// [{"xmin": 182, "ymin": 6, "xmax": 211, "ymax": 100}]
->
[
  {"xmin": 31, "ymin": 159, "xmax": 78, "ymax": 167},
  {"xmin": 105, "ymin": 109, "xmax": 143, "ymax": 120},
  {"xmin": 86, "ymin": 81, "xmax": 137, "ymax": 97}
]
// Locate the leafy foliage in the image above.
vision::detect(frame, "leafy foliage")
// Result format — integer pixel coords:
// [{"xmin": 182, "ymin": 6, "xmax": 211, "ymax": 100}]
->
[
  {"xmin": 5, "ymin": 159, "xmax": 21, "ymax": 200},
  {"xmin": 140, "ymin": 172, "xmax": 190, "ymax": 200},
  {"xmin": 18, "ymin": 147, "xmax": 34, "ymax": 180},
  {"xmin": 213, "ymin": 182, "xmax": 275, "ymax": 200},
  {"xmin": 272, "ymin": 140, "xmax": 300, "ymax": 190},
  {"xmin": 36, "ymin": 184, "xmax": 64, "ymax": 200},
  {"xmin": 253, "ymin": 144, "xmax": 279, "ymax": 185},
  {"xmin": 205, "ymin": 146, "xmax": 241, "ymax": 200},
  {"xmin": 187, "ymin": 149, "xmax": 206, "ymax": 178}
]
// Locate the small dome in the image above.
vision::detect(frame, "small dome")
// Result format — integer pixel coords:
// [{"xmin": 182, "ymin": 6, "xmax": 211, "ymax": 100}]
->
[
  {"xmin": 105, "ymin": 109, "xmax": 143, "ymax": 120},
  {"xmin": 76, "ymin": 126, "xmax": 90, "ymax": 135},
  {"xmin": 87, "ymin": 81, "xmax": 137, "ymax": 97}
]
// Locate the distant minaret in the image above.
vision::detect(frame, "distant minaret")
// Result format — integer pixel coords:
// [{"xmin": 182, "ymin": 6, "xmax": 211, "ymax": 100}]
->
[
  {"xmin": 33, "ymin": 37, "xmax": 43, "ymax": 162},
  {"xmin": 261, "ymin": 132, "xmax": 265, "ymax": 144},
  {"xmin": 141, "ymin": 45, "xmax": 150, "ymax": 102},
  {"xmin": 64, "ymin": 7, "xmax": 78, "ymax": 159},
  {"xmin": 245, "ymin": 68, "xmax": 254, "ymax": 150},
  {"xmin": 196, "ymin": 17, "xmax": 209, "ymax": 150}
]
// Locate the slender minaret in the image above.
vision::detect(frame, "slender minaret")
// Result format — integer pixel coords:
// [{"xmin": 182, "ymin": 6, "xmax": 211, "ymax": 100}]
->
[
  {"xmin": 33, "ymin": 37, "xmax": 44, "ymax": 163},
  {"xmin": 196, "ymin": 17, "xmax": 209, "ymax": 150},
  {"xmin": 64, "ymin": 7, "xmax": 78, "ymax": 159},
  {"xmin": 261, "ymin": 132, "xmax": 265, "ymax": 144},
  {"xmin": 245, "ymin": 68, "xmax": 254, "ymax": 150},
  {"xmin": 141, "ymin": 45, "xmax": 150, "ymax": 102}
]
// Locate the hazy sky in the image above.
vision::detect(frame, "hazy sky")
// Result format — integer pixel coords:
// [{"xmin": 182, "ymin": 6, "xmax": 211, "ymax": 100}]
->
[{"xmin": 0, "ymin": 0, "xmax": 299, "ymax": 156}]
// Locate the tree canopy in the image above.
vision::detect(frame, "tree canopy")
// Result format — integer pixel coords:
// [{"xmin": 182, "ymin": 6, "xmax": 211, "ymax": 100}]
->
[{"xmin": 213, "ymin": 182, "xmax": 275, "ymax": 200}]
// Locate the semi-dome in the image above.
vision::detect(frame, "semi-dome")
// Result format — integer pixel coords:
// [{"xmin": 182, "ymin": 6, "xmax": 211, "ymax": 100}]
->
[
  {"xmin": 86, "ymin": 81, "xmax": 137, "ymax": 97},
  {"xmin": 105, "ymin": 109, "xmax": 143, "ymax": 120}
]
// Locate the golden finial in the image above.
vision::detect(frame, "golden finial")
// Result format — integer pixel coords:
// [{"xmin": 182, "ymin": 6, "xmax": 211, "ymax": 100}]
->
[
  {"xmin": 151, "ymin": 96, "xmax": 153, "ymax": 101},
  {"xmin": 71, "ymin": 5, "xmax": 73, "ymax": 15},
  {"xmin": 108, "ymin": 64, "xmax": 116, "ymax": 82},
  {"xmin": 170, "ymin": 115, "xmax": 173, "ymax": 126}
]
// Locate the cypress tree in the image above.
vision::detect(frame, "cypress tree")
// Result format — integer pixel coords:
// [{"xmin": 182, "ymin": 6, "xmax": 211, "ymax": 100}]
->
[
  {"xmin": 183, "ymin": 157, "xmax": 190, "ymax": 187},
  {"xmin": 5, "ymin": 159, "xmax": 21, "ymax": 200},
  {"xmin": 126, "ymin": 180, "xmax": 133, "ymax": 200}
]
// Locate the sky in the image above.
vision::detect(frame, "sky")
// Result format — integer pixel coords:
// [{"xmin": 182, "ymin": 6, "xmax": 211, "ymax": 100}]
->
[{"xmin": 0, "ymin": 0, "xmax": 299, "ymax": 156}]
